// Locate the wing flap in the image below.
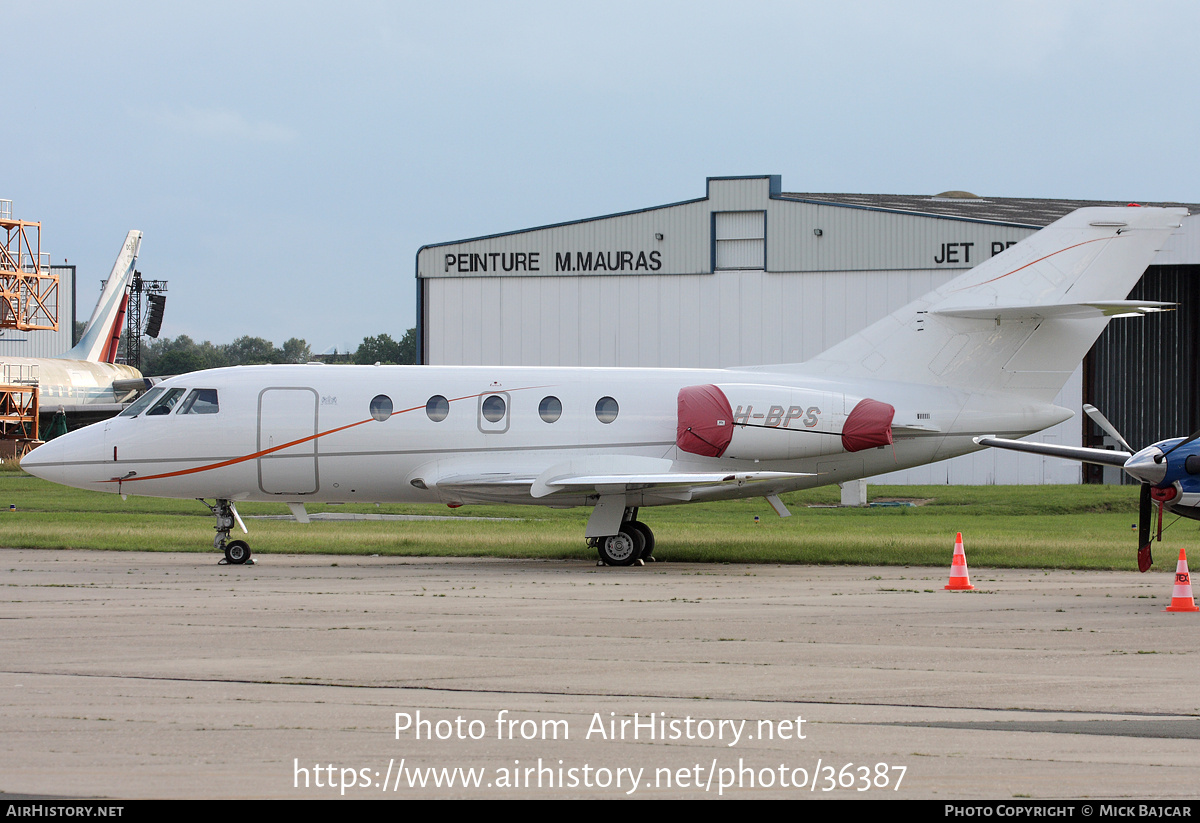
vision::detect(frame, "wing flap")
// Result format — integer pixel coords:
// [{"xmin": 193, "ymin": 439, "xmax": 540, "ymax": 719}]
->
[{"xmin": 536, "ymin": 470, "xmax": 810, "ymax": 498}]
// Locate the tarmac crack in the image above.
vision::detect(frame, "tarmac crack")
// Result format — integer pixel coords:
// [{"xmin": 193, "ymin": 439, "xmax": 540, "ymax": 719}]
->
[{"xmin": 4, "ymin": 668, "xmax": 1197, "ymax": 720}]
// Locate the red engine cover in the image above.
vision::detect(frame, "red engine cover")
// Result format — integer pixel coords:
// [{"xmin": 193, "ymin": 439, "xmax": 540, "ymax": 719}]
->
[
  {"xmin": 841, "ymin": 398, "xmax": 895, "ymax": 453},
  {"xmin": 677, "ymin": 384, "xmax": 734, "ymax": 457}
]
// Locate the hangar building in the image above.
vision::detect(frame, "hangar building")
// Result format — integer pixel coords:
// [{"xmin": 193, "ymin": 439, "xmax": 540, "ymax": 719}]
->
[
  {"xmin": 0, "ymin": 264, "xmax": 75, "ymax": 358},
  {"xmin": 416, "ymin": 176, "xmax": 1199, "ymax": 485}
]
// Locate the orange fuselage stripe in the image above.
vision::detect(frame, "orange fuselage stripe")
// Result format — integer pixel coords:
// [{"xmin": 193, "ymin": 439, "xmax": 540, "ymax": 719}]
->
[{"xmin": 104, "ymin": 386, "xmax": 548, "ymax": 484}]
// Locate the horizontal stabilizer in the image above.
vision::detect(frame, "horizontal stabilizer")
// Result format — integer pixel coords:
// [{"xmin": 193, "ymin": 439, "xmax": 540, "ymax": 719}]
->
[
  {"xmin": 934, "ymin": 301, "xmax": 1176, "ymax": 321},
  {"xmin": 973, "ymin": 436, "xmax": 1131, "ymax": 467}
]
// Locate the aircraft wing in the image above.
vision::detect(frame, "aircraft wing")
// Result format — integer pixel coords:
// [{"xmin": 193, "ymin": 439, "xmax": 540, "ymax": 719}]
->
[
  {"xmin": 423, "ymin": 455, "xmax": 812, "ymax": 504},
  {"xmin": 974, "ymin": 436, "xmax": 1132, "ymax": 467},
  {"xmin": 532, "ymin": 470, "xmax": 810, "ymax": 497}
]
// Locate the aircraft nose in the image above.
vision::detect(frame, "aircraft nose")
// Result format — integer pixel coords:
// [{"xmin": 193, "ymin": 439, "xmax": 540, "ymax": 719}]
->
[
  {"xmin": 1123, "ymin": 446, "xmax": 1167, "ymax": 486},
  {"xmin": 19, "ymin": 436, "xmax": 65, "ymax": 479},
  {"xmin": 19, "ymin": 423, "xmax": 108, "ymax": 489}
]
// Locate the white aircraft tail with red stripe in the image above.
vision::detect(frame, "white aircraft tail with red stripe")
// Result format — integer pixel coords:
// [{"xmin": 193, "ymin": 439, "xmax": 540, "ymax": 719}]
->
[
  {"xmin": 59, "ymin": 230, "xmax": 142, "ymax": 363},
  {"xmin": 800, "ymin": 207, "xmax": 1185, "ymax": 400}
]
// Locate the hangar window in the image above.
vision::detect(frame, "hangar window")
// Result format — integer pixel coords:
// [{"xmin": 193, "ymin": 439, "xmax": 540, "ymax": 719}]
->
[
  {"xmin": 713, "ymin": 211, "xmax": 765, "ymax": 270},
  {"xmin": 119, "ymin": 387, "xmax": 165, "ymax": 417},
  {"xmin": 369, "ymin": 394, "xmax": 392, "ymax": 422},
  {"xmin": 539, "ymin": 396, "xmax": 562, "ymax": 423},
  {"xmin": 179, "ymin": 389, "xmax": 219, "ymax": 415},
  {"xmin": 595, "ymin": 396, "xmax": 619, "ymax": 424},
  {"xmin": 146, "ymin": 387, "xmax": 186, "ymax": 416},
  {"xmin": 482, "ymin": 394, "xmax": 506, "ymax": 423},
  {"xmin": 426, "ymin": 395, "xmax": 449, "ymax": 422}
]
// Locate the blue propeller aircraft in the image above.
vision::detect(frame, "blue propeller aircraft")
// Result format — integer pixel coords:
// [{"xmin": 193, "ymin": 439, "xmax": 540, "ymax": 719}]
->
[{"xmin": 977, "ymin": 405, "xmax": 1200, "ymax": 572}]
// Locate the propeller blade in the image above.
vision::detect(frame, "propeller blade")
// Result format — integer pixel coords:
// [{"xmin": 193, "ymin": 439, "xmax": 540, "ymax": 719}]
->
[
  {"xmin": 1083, "ymin": 404, "xmax": 1135, "ymax": 453},
  {"xmin": 1137, "ymin": 483, "xmax": 1153, "ymax": 572},
  {"xmin": 1157, "ymin": 426, "xmax": 1200, "ymax": 462},
  {"xmin": 1138, "ymin": 544, "xmax": 1154, "ymax": 573}
]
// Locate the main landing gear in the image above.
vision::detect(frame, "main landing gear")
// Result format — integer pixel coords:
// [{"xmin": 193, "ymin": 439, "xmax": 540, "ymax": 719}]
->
[
  {"xmin": 202, "ymin": 498, "xmax": 253, "ymax": 565},
  {"xmin": 590, "ymin": 508, "xmax": 655, "ymax": 567}
]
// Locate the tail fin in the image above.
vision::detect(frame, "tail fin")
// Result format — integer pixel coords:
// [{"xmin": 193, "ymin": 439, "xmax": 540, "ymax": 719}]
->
[
  {"xmin": 802, "ymin": 207, "xmax": 1186, "ymax": 400},
  {"xmin": 60, "ymin": 230, "xmax": 142, "ymax": 362}
]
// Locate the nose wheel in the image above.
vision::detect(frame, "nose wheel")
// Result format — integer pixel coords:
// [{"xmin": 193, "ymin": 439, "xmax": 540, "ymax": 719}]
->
[
  {"xmin": 202, "ymin": 498, "xmax": 253, "ymax": 565},
  {"xmin": 223, "ymin": 539, "xmax": 252, "ymax": 565}
]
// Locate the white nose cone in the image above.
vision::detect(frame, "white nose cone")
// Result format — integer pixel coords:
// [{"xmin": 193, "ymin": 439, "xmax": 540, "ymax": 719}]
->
[
  {"xmin": 19, "ymin": 424, "xmax": 108, "ymax": 491},
  {"xmin": 19, "ymin": 436, "xmax": 64, "ymax": 480},
  {"xmin": 1124, "ymin": 446, "xmax": 1166, "ymax": 486}
]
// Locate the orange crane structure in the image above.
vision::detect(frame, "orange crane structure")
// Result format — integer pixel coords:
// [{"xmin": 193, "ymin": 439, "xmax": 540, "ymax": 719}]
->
[{"xmin": 0, "ymin": 200, "xmax": 57, "ymax": 450}]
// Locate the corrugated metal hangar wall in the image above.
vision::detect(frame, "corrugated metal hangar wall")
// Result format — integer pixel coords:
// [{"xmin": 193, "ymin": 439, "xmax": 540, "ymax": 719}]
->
[
  {"xmin": 417, "ymin": 176, "xmax": 1199, "ymax": 485},
  {"xmin": 0, "ymin": 264, "xmax": 75, "ymax": 358}
]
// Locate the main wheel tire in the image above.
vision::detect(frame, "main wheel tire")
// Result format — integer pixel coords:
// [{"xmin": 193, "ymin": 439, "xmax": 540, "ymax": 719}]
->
[
  {"xmin": 224, "ymin": 540, "xmax": 251, "ymax": 565},
  {"xmin": 628, "ymin": 520, "xmax": 655, "ymax": 560},
  {"xmin": 597, "ymin": 528, "xmax": 642, "ymax": 566}
]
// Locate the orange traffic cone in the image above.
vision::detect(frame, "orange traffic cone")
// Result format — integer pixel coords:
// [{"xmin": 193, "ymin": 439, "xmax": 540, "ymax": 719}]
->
[
  {"xmin": 1165, "ymin": 548, "xmax": 1199, "ymax": 613},
  {"xmin": 944, "ymin": 532, "xmax": 974, "ymax": 590}
]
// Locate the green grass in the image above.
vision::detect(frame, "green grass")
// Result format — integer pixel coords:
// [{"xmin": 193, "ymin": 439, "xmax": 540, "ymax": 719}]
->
[{"xmin": 0, "ymin": 474, "xmax": 1195, "ymax": 570}]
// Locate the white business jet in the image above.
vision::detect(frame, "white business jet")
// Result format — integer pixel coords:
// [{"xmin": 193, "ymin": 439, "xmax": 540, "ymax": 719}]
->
[{"xmin": 21, "ymin": 207, "xmax": 1185, "ymax": 566}]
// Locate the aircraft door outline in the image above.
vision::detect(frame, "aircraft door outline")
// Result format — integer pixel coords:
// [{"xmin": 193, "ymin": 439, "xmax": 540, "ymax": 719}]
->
[{"xmin": 257, "ymin": 387, "xmax": 319, "ymax": 494}]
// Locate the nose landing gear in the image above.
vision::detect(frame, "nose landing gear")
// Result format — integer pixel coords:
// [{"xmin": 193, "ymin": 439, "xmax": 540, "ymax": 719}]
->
[{"xmin": 202, "ymin": 498, "xmax": 253, "ymax": 565}]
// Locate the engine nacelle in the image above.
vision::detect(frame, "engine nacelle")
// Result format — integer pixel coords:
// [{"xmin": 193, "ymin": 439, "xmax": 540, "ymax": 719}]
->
[{"xmin": 676, "ymin": 383, "xmax": 894, "ymax": 461}]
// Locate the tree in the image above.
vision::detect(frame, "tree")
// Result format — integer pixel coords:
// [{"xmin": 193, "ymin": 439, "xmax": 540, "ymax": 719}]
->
[
  {"xmin": 224, "ymin": 336, "xmax": 278, "ymax": 366},
  {"xmin": 279, "ymin": 337, "xmax": 312, "ymax": 364},
  {"xmin": 143, "ymin": 335, "xmax": 229, "ymax": 376},
  {"xmin": 154, "ymin": 347, "xmax": 208, "ymax": 375},
  {"xmin": 353, "ymin": 329, "xmax": 416, "ymax": 365},
  {"xmin": 396, "ymin": 327, "xmax": 416, "ymax": 364}
]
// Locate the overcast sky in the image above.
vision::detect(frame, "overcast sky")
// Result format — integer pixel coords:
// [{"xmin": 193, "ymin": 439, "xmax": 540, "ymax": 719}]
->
[{"xmin": 6, "ymin": 1, "xmax": 1197, "ymax": 353}]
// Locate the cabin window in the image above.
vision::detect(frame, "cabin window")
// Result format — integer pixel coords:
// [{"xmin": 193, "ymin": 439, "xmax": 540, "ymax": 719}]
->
[
  {"xmin": 179, "ymin": 389, "xmax": 219, "ymax": 415},
  {"xmin": 119, "ymin": 387, "xmax": 165, "ymax": 417},
  {"xmin": 369, "ymin": 394, "xmax": 392, "ymax": 422},
  {"xmin": 146, "ymin": 388, "xmax": 186, "ymax": 416},
  {"xmin": 595, "ymin": 396, "xmax": 619, "ymax": 423},
  {"xmin": 426, "ymin": 395, "xmax": 449, "ymax": 422},
  {"xmin": 539, "ymin": 396, "xmax": 562, "ymax": 423},
  {"xmin": 1186, "ymin": 454, "xmax": 1200, "ymax": 475},
  {"xmin": 481, "ymin": 394, "xmax": 506, "ymax": 423}
]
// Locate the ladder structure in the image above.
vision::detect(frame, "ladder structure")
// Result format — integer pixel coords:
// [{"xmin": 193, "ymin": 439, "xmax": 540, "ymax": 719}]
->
[
  {"xmin": 0, "ymin": 200, "xmax": 55, "ymax": 456},
  {"xmin": 0, "ymin": 200, "xmax": 58, "ymax": 332}
]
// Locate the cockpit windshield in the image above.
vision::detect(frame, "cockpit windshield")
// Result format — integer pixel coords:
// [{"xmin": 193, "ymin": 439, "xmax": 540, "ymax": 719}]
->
[
  {"xmin": 179, "ymin": 389, "xmax": 219, "ymax": 414},
  {"xmin": 119, "ymin": 386, "xmax": 220, "ymax": 418},
  {"xmin": 145, "ymin": 388, "xmax": 186, "ymax": 416},
  {"xmin": 119, "ymin": 387, "xmax": 164, "ymax": 417}
]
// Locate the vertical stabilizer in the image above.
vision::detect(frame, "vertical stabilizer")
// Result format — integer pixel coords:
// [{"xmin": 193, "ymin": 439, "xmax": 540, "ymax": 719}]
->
[
  {"xmin": 801, "ymin": 207, "xmax": 1186, "ymax": 400},
  {"xmin": 60, "ymin": 230, "xmax": 142, "ymax": 362}
]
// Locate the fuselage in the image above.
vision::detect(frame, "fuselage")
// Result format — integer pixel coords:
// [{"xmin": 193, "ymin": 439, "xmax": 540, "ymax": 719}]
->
[
  {"xmin": 21, "ymin": 363, "xmax": 1071, "ymax": 508},
  {"xmin": 1, "ymin": 357, "xmax": 144, "ymax": 406}
]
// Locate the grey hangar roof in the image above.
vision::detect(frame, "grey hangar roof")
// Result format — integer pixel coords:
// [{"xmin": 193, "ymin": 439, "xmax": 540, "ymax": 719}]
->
[{"xmin": 778, "ymin": 191, "xmax": 1198, "ymax": 227}]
